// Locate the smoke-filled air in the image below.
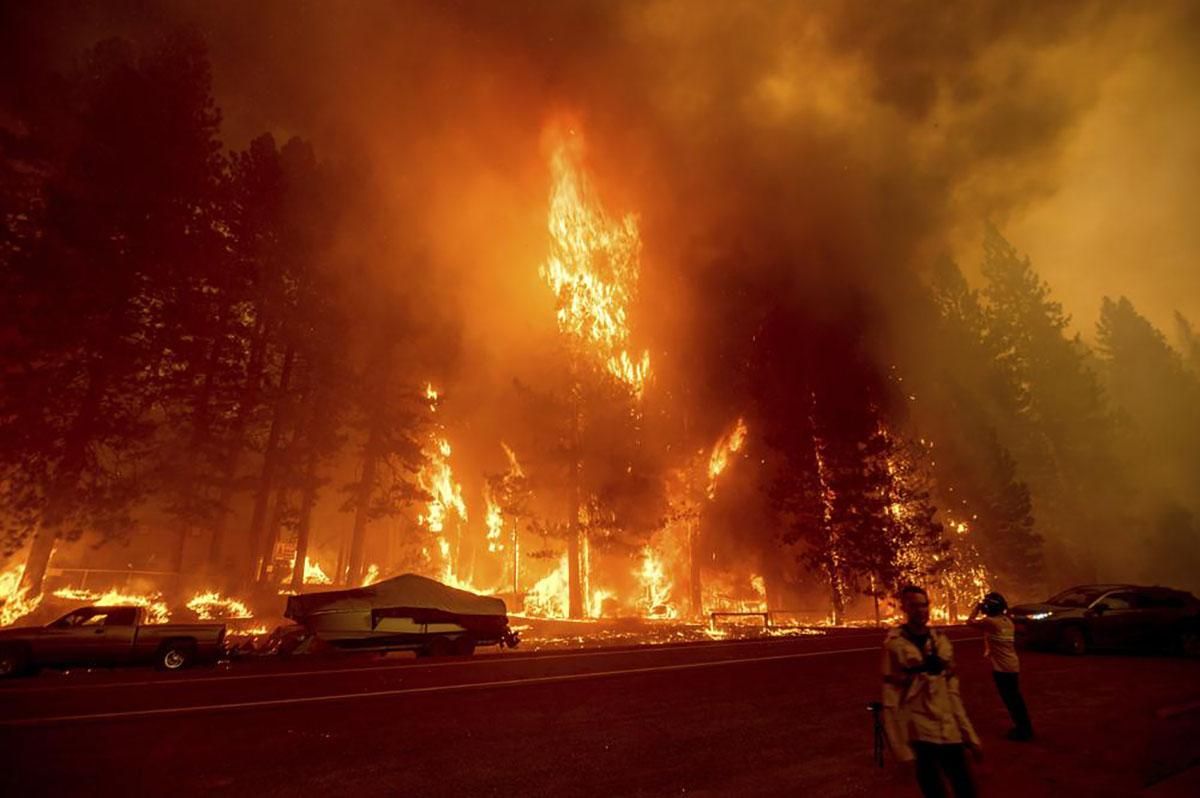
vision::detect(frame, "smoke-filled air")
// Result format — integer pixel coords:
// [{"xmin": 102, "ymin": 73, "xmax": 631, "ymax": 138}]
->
[{"xmin": 3, "ymin": 0, "xmax": 1200, "ymax": 634}]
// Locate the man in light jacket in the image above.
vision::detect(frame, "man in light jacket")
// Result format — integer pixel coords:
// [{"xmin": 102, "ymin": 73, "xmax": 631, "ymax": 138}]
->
[{"xmin": 882, "ymin": 584, "xmax": 982, "ymax": 797}]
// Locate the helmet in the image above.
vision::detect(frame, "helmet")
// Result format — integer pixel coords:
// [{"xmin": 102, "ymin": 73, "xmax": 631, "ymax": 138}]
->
[{"xmin": 980, "ymin": 592, "xmax": 1007, "ymax": 615}]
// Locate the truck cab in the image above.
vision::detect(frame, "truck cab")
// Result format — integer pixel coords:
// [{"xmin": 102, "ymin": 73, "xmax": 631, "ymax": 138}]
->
[
  {"xmin": 31, "ymin": 606, "xmax": 143, "ymax": 665},
  {"xmin": 0, "ymin": 605, "xmax": 227, "ymax": 677}
]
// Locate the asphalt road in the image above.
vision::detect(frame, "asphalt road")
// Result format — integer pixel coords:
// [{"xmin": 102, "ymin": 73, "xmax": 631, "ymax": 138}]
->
[{"xmin": 1, "ymin": 628, "xmax": 1196, "ymax": 797}]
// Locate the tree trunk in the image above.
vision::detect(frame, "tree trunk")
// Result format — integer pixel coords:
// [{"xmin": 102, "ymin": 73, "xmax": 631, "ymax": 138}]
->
[
  {"xmin": 208, "ymin": 315, "xmax": 270, "ymax": 575},
  {"xmin": 245, "ymin": 345, "xmax": 295, "ymax": 584},
  {"xmin": 829, "ymin": 570, "xmax": 844, "ymax": 626},
  {"xmin": 346, "ymin": 423, "xmax": 380, "ymax": 586},
  {"xmin": 688, "ymin": 522, "xmax": 703, "ymax": 618},
  {"xmin": 290, "ymin": 446, "xmax": 321, "ymax": 593},
  {"xmin": 19, "ymin": 525, "xmax": 57, "ymax": 598},
  {"xmin": 257, "ymin": 484, "xmax": 290, "ymax": 584},
  {"xmin": 22, "ymin": 361, "xmax": 107, "ymax": 597},
  {"xmin": 567, "ymin": 376, "xmax": 583, "ymax": 619},
  {"xmin": 567, "ymin": 502, "xmax": 583, "ymax": 618}
]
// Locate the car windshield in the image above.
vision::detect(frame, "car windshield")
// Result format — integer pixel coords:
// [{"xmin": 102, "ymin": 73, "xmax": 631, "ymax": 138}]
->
[{"xmin": 1046, "ymin": 588, "xmax": 1107, "ymax": 608}]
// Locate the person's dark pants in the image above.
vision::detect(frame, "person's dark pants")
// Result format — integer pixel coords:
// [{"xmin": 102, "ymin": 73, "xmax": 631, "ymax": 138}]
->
[
  {"xmin": 911, "ymin": 741, "xmax": 976, "ymax": 798},
  {"xmin": 993, "ymin": 670, "xmax": 1033, "ymax": 733}
]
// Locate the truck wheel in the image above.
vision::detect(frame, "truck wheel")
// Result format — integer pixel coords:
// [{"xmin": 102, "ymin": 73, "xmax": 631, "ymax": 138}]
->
[
  {"xmin": 454, "ymin": 636, "xmax": 476, "ymax": 657},
  {"xmin": 157, "ymin": 641, "xmax": 196, "ymax": 671},
  {"xmin": 1059, "ymin": 627, "xmax": 1087, "ymax": 656},
  {"xmin": 0, "ymin": 646, "xmax": 29, "ymax": 678}
]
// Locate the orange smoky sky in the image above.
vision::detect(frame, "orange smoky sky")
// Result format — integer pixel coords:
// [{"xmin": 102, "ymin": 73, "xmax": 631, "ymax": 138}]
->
[{"xmin": 3, "ymin": 0, "xmax": 1198, "ymax": 345}]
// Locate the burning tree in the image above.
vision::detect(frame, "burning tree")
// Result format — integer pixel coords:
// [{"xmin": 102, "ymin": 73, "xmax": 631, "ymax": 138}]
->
[
  {"xmin": 536, "ymin": 131, "xmax": 653, "ymax": 618},
  {"xmin": 485, "ymin": 443, "xmax": 534, "ymax": 596}
]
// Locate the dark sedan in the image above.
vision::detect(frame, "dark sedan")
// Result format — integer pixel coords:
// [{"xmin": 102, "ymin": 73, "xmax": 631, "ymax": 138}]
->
[{"xmin": 1011, "ymin": 584, "xmax": 1200, "ymax": 656}]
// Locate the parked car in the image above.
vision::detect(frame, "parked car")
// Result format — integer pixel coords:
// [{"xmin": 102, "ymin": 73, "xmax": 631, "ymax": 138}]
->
[
  {"xmin": 1010, "ymin": 584, "xmax": 1200, "ymax": 656},
  {"xmin": 0, "ymin": 605, "xmax": 227, "ymax": 677},
  {"xmin": 283, "ymin": 573, "xmax": 520, "ymax": 657}
]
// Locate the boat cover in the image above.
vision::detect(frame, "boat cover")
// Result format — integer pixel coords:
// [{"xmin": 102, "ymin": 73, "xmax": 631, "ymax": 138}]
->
[{"xmin": 284, "ymin": 573, "xmax": 507, "ymax": 621}]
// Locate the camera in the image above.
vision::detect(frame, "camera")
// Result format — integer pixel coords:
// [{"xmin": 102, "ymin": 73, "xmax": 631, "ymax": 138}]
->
[
  {"xmin": 979, "ymin": 591, "xmax": 1008, "ymax": 617},
  {"xmin": 903, "ymin": 651, "xmax": 945, "ymax": 676}
]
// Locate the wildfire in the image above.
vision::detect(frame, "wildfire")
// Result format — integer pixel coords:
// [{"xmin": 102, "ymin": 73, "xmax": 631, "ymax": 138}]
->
[
  {"xmin": 0, "ymin": 561, "xmax": 41, "ymax": 627},
  {"xmin": 636, "ymin": 547, "xmax": 677, "ymax": 618},
  {"xmin": 51, "ymin": 586, "xmax": 171, "ymax": 625},
  {"xmin": 540, "ymin": 135, "xmax": 650, "ymax": 398},
  {"xmin": 484, "ymin": 485, "xmax": 504, "ymax": 554},
  {"xmin": 303, "ymin": 557, "xmax": 332, "ymax": 585},
  {"xmin": 361, "ymin": 563, "xmax": 380, "ymax": 586},
  {"xmin": 417, "ymin": 435, "xmax": 469, "ymax": 583},
  {"xmin": 707, "ymin": 417, "xmax": 748, "ymax": 498},
  {"xmin": 186, "ymin": 591, "xmax": 253, "ymax": 620},
  {"xmin": 703, "ymin": 574, "xmax": 768, "ymax": 614},
  {"xmin": 523, "ymin": 555, "xmax": 569, "ymax": 618},
  {"xmin": 502, "ymin": 442, "xmax": 525, "ymax": 478},
  {"xmin": 280, "ymin": 554, "xmax": 333, "ymax": 588}
]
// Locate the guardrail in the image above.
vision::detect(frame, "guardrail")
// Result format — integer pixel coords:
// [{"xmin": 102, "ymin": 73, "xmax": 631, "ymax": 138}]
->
[{"xmin": 708, "ymin": 609, "xmax": 825, "ymax": 629}]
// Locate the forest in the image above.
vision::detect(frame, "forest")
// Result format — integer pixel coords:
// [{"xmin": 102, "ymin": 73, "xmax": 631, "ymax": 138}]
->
[{"xmin": 2, "ymin": 15, "xmax": 1198, "ymax": 627}]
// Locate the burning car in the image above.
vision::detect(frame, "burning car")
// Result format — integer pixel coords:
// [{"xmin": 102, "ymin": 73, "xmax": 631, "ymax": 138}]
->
[{"xmin": 282, "ymin": 573, "xmax": 519, "ymax": 657}]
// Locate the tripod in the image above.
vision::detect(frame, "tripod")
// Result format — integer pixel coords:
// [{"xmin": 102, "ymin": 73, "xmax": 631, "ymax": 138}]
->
[{"xmin": 867, "ymin": 701, "xmax": 885, "ymax": 768}]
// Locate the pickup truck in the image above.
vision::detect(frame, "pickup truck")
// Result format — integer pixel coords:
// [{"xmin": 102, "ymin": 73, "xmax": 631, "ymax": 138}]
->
[{"xmin": 0, "ymin": 605, "xmax": 227, "ymax": 677}]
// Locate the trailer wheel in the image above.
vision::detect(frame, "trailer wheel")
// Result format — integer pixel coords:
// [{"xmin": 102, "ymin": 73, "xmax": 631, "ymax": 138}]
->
[
  {"xmin": 454, "ymin": 636, "xmax": 476, "ymax": 657},
  {"xmin": 0, "ymin": 645, "xmax": 29, "ymax": 678},
  {"xmin": 420, "ymin": 637, "xmax": 455, "ymax": 658},
  {"xmin": 156, "ymin": 640, "xmax": 196, "ymax": 671}
]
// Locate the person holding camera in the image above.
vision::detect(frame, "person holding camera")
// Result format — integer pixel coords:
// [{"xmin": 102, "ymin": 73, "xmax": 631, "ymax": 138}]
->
[
  {"xmin": 882, "ymin": 584, "xmax": 981, "ymax": 798},
  {"xmin": 968, "ymin": 591, "xmax": 1034, "ymax": 741}
]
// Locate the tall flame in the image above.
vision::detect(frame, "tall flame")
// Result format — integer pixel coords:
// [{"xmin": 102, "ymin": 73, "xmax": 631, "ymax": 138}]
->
[
  {"xmin": 540, "ymin": 135, "xmax": 650, "ymax": 397},
  {"xmin": 361, "ymin": 563, "xmax": 380, "ymax": 586},
  {"xmin": 417, "ymin": 434, "xmax": 468, "ymax": 583},
  {"xmin": 707, "ymin": 417, "xmax": 748, "ymax": 498},
  {"xmin": 484, "ymin": 484, "xmax": 504, "ymax": 554},
  {"xmin": 51, "ymin": 586, "xmax": 171, "ymax": 625},
  {"xmin": 636, "ymin": 547, "xmax": 677, "ymax": 618},
  {"xmin": 186, "ymin": 591, "xmax": 253, "ymax": 620},
  {"xmin": 0, "ymin": 561, "xmax": 41, "ymax": 627}
]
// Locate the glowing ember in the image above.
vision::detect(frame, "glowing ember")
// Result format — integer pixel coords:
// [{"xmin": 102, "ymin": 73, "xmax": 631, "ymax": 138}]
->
[
  {"xmin": 186, "ymin": 591, "xmax": 253, "ymax": 620},
  {"xmin": 0, "ymin": 562, "xmax": 41, "ymax": 627},
  {"xmin": 540, "ymin": 135, "xmax": 650, "ymax": 398},
  {"xmin": 51, "ymin": 586, "xmax": 171, "ymax": 625}
]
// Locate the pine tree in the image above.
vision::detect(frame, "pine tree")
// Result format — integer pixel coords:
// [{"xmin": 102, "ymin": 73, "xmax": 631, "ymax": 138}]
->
[
  {"xmin": 981, "ymin": 226, "xmax": 1121, "ymax": 582},
  {"xmin": 3, "ymin": 34, "xmax": 224, "ymax": 595},
  {"xmin": 920, "ymin": 257, "xmax": 1042, "ymax": 596}
]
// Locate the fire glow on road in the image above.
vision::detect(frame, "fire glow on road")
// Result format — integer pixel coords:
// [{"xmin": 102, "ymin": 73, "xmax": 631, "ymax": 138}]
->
[{"xmin": 0, "ymin": 635, "xmax": 980, "ymax": 727}]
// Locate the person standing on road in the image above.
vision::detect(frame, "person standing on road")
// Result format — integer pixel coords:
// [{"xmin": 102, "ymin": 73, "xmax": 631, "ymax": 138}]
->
[
  {"xmin": 968, "ymin": 591, "xmax": 1034, "ymax": 741},
  {"xmin": 882, "ymin": 585, "xmax": 982, "ymax": 798}
]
